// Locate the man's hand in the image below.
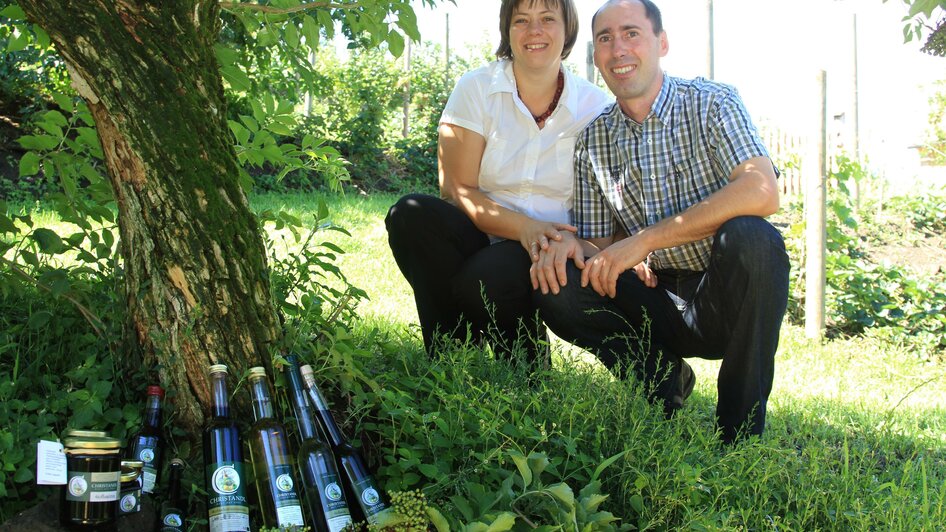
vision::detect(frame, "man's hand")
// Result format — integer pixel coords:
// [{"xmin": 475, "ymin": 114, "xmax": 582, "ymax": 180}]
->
[
  {"xmin": 530, "ymin": 232, "xmax": 586, "ymax": 295},
  {"xmin": 520, "ymin": 220, "xmax": 578, "ymax": 262},
  {"xmin": 581, "ymin": 235, "xmax": 654, "ymax": 297}
]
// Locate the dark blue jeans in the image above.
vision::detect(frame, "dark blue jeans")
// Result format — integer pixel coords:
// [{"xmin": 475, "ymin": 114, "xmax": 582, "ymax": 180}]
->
[{"xmin": 534, "ymin": 216, "xmax": 790, "ymax": 442}]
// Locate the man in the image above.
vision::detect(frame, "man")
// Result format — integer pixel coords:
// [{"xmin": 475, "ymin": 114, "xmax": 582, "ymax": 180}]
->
[{"xmin": 531, "ymin": 0, "xmax": 790, "ymax": 443}]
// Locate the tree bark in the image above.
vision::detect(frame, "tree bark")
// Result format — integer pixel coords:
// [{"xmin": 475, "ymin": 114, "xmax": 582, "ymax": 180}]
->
[{"xmin": 18, "ymin": 0, "xmax": 282, "ymax": 443}]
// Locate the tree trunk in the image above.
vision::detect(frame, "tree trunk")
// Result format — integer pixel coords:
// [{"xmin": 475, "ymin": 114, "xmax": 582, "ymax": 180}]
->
[{"xmin": 18, "ymin": 0, "xmax": 281, "ymax": 444}]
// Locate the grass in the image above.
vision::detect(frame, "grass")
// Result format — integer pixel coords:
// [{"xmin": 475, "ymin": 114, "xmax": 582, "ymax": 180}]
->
[
  {"xmin": 4, "ymin": 190, "xmax": 945, "ymax": 529},
  {"xmin": 250, "ymin": 190, "xmax": 946, "ymax": 529}
]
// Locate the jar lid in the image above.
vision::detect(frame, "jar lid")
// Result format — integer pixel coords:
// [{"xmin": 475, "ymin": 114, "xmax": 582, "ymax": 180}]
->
[
  {"xmin": 64, "ymin": 436, "xmax": 121, "ymax": 450},
  {"xmin": 146, "ymin": 385, "xmax": 165, "ymax": 398},
  {"xmin": 248, "ymin": 367, "xmax": 267, "ymax": 379},
  {"xmin": 62, "ymin": 429, "xmax": 109, "ymax": 439},
  {"xmin": 209, "ymin": 364, "xmax": 228, "ymax": 374},
  {"xmin": 121, "ymin": 460, "xmax": 144, "ymax": 481}
]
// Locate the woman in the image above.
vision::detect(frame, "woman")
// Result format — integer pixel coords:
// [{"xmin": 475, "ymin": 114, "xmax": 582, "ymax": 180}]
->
[{"xmin": 385, "ymin": 0, "xmax": 611, "ymax": 366}]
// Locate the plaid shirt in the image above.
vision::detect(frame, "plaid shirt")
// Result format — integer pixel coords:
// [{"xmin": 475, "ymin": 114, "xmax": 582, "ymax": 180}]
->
[{"xmin": 574, "ymin": 75, "xmax": 771, "ymax": 271}]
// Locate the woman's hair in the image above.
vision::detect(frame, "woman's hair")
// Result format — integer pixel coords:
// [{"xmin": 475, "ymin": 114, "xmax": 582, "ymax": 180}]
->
[{"xmin": 495, "ymin": 0, "xmax": 579, "ymax": 61}]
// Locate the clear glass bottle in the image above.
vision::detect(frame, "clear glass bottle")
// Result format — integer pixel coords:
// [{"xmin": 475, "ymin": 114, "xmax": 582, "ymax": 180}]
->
[
  {"xmin": 299, "ymin": 365, "xmax": 396, "ymax": 526},
  {"xmin": 203, "ymin": 364, "xmax": 251, "ymax": 532},
  {"xmin": 284, "ymin": 355, "xmax": 353, "ymax": 532},
  {"xmin": 246, "ymin": 366, "xmax": 306, "ymax": 529}
]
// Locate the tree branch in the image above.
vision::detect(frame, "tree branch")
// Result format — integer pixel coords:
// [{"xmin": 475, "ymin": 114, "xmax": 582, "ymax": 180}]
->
[{"xmin": 219, "ymin": 1, "xmax": 363, "ymax": 15}]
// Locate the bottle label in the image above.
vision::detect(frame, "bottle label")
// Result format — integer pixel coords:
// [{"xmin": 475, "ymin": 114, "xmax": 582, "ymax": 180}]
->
[
  {"xmin": 316, "ymin": 473, "xmax": 352, "ymax": 532},
  {"xmin": 66, "ymin": 471, "xmax": 120, "ymax": 502},
  {"xmin": 133, "ymin": 435, "xmax": 161, "ymax": 493},
  {"xmin": 206, "ymin": 462, "xmax": 250, "ymax": 532},
  {"xmin": 160, "ymin": 510, "xmax": 185, "ymax": 530},
  {"xmin": 271, "ymin": 464, "xmax": 305, "ymax": 526},
  {"xmin": 353, "ymin": 476, "xmax": 391, "ymax": 523}
]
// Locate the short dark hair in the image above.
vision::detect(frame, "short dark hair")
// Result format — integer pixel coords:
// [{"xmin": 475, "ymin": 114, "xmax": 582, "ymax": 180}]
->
[
  {"xmin": 495, "ymin": 0, "xmax": 580, "ymax": 61},
  {"xmin": 592, "ymin": 0, "xmax": 664, "ymax": 36}
]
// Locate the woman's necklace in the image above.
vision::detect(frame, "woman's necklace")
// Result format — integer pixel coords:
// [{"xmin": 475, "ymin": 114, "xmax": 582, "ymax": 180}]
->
[{"xmin": 519, "ymin": 70, "xmax": 565, "ymax": 125}]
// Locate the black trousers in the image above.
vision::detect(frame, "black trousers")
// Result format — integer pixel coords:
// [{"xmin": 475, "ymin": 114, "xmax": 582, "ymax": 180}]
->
[
  {"xmin": 534, "ymin": 216, "xmax": 790, "ymax": 442},
  {"xmin": 385, "ymin": 193, "xmax": 549, "ymax": 366}
]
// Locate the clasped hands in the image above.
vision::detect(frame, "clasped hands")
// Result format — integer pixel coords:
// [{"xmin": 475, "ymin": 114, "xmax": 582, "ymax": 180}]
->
[{"xmin": 527, "ymin": 231, "xmax": 657, "ymax": 298}]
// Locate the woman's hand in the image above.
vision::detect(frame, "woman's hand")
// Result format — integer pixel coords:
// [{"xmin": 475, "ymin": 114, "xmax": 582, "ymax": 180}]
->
[{"xmin": 520, "ymin": 220, "xmax": 578, "ymax": 262}]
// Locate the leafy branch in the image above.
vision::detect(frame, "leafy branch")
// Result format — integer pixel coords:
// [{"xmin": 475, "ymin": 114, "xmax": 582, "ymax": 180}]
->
[{"xmin": 219, "ymin": 0, "xmax": 364, "ymax": 15}]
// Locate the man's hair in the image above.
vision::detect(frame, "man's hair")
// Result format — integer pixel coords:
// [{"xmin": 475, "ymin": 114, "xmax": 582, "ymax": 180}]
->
[
  {"xmin": 592, "ymin": 0, "xmax": 664, "ymax": 36},
  {"xmin": 495, "ymin": 0, "xmax": 580, "ymax": 60}
]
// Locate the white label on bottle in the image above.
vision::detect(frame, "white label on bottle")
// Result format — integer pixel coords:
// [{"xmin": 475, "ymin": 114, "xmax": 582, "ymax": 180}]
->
[
  {"xmin": 328, "ymin": 515, "xmax": 353, "ymax": 532},
  {"xmin": 276, "ymin": 504, "xmax": 305, "ymax": 526},
  {"xmin": 142, "ymin": 469, "xmax": 157, "ymax": 493},
  {"xmin": 36, "ymin": 440, "xmax": 67, "ymax": 485}
]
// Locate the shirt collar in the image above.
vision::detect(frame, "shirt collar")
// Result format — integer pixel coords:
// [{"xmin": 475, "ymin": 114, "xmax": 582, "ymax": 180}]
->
[
  {"xmin": 487, "ymin": 59, "xmax": 578, "ymax": 119},
  {"xmin": 605, "ymin": 73, "xmax": 676, "ymax": 128}
]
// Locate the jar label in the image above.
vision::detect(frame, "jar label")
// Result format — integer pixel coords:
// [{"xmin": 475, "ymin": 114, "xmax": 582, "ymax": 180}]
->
[
  {"xmin": 118, "ymin": 486, "xmax": 141, "ymax": 514},
  {"xmin": 66, "ymin": 471, "xmax": 120, "ymax": 502},
  {"xmin": 206, "ymin": 462, "xmax": 250, "ymax": 532}
]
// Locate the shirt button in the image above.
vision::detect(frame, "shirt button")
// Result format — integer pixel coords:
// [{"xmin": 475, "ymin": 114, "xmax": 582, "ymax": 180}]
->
[
  {"xmin": 647, "ymin": 139, "xmax": 653, "ymax": 145},
  {"xmin": 650, "ymin": 174, "xmax": 656, "ymax": 180}
]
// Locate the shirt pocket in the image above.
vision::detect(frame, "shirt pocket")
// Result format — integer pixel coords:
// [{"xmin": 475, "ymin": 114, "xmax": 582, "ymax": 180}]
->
[{"xmin": 555, "ymin": 136, "xmax": 578, "ymax": 173}]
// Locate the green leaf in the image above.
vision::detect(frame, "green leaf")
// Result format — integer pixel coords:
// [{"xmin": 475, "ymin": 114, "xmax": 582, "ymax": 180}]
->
[
  {"xmin": 1, "ymin": 5, "xmax": 26, "ymax": 19},
  {"xmin": 427, "ymin": 506, "xmax": 450, "ymax": 532},
  {"xmin": 267, "ymin": 122, "xmax": 293, "ymax": 136},
  {"xmin": 43, "ymin": 110, "xmax": 69, "ymax": 128},
  {"xmin": 18, "ymin": 134, "xmax": 59, "ymax": 151},
  {"xmin": 34, "ymin": 26, "xmax": 50, "ymax": 48},
  {"xmin": 418, "ymin": 463, "xmax": 439, "ymax": 478},
  {"xmin": 629, "ymin": 493, "xmax": 644, "ymax": 514},
  {"xmin": 32, "ymin": 228, "xmax": 64, "ymax": 253},
  {"xmin": 302, "ymin": 15, "xmax": 320, "ymax": 48},
  {"xmin": 239, "ymin": 115, "xmax": 259, "ymax": 133},
  {"xmin": 6, "ymin": 31, "xmax": 28, "ymax": 52},
  {"xmin": 214, "ymin": 44, "xmax": 239, "ymax": 66},
  {"xmin": 509, "ymin": 450, "xmax": 532, "ymax": 489},
  {"xmin": 285, "ymin": 23, "xmax": 300, "ymax": 49},
  {"xmin": 52, "ymin": 93, "xmax": 74, "ymax": 113},
  {"xmin": 544, "ymin": 483, "xmax": 575, "ymax": 507},
  {"xmin": 485, "ymin": 512, "xmax": 517, "ymax": 531},
  {"xmin": 387, "ymin": 30, "xmax": 405, "ymax": 57},
  {"xmin": 13, "ymin": 466, "xmax": 34, "ymax": 483},
  {"xmin": 590, "ymin": 448, "xmax": 629, "ymax": 482},
  {"xmin": 18, "ymin": 151, "xmax": 40, "ymax": 177},
  {"xmin": 221, "ymin": 65, "xmax": 251, "ymax": 92}
]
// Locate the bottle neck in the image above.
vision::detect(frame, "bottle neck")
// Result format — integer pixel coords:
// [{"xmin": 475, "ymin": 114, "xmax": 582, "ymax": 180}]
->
[
  {"xmin": 285, "ymin": 366, "xmax": 320, "ymax": 442},
  {"xmin": 249, "ymin": 377, "xmax": 274, "ymax": 421},
  {"xmin": 210, "ymin": 373, "xmax": 230, "ymax": 418},
  {"xmin": 143, "ymin": 394, "xmax": 162, "ymax": 428},
  {"xmin": 302, "ymin": 376, "xmax": 346, "ymax": 449},
  {"xmin": 166, "ymin": 463, "xmax": 183, "ymax": 505}
]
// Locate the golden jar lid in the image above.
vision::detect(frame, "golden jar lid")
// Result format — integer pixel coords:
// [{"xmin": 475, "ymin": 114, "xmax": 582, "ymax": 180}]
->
[
  {"xmin": 248, "ymin": 366, "xmax": 267, "ymax": 379},
  {"xmin": 120, "ymin": 460, "xmax": 144, "ymax": 482},
  {"xmin": 63, "ymin": 436, "xmax": 121, "ymax": 451},
  {"xmin": 62, "ymin": 429, "xmax": 108, "ymax": 439}
]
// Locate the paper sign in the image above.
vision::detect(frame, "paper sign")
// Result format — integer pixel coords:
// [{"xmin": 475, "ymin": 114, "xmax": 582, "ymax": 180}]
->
[{"xmin": 36, "ymin": 440, "xmax": 67, "ymax": 485}]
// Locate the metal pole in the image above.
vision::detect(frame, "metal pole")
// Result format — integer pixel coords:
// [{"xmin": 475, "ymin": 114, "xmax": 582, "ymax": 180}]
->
[
  {"xmin": 707, "ymin": 0, "xmax": 715, "ymax": 79},
  {"xmin": 402, "ymin": 38, "xmax": 411, "ymax": 139},
  {"xmin": 805, "ymin": 71, "xmax": 827, "ymax": 340}
]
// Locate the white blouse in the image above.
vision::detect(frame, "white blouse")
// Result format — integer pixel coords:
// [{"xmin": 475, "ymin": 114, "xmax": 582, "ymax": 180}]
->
[{"xmin": 440, "ymin": 60, "xmax": 612, "ymax": 233}]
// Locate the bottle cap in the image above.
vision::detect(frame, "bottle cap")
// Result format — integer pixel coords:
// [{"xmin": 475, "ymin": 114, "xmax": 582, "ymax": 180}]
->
[
  {"xmin": 169, "ymin": 458, "xmax": 185, "ymax": 468},
  {"xmin": 208, "ymin": 364, "xmax": 228, "ymax": 374},
  {"xmin": 299, "ymin": 365, "xmax": 314, "ymax": 379},
  {"xmin": 146, "ymin": 385, "xmax": 165, "ymax": 398},
  {"xmin": 248, "ymin": 366, "xmax": 267, "ymax": 379}
]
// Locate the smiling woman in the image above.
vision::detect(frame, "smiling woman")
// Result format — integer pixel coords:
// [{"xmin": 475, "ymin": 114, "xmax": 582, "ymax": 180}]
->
[{"xmin": 385, "ymin": 0, "xmax": 612, "ymax": 366}]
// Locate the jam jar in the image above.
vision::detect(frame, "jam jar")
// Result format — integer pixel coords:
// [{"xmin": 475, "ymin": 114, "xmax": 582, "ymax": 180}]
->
[{"xmin": 60, "ymin": 433, "xmax": 122, "ymax": 530}]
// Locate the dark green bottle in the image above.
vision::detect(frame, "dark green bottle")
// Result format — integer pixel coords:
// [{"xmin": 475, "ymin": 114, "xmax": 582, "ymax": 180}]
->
[
  {"xmin": 203, "ymin": 364, "xmax": 251, "ymax": 532},
  {"xmin": 127, "ymin": 385, "xmax": 164, "ymax": 494},
  {"xmin": 284, "ymin": 355, "xmax": 354, "ymax": 532},
  {"xmin": 246, "ymin": 366, "xmax": 306, "ymax": 530},
  {"xmin": 299, "ymin": 365, "xmax": 396, "ymax": 526},
  {"xmin": 157, "ymin": 458, "xmax": 186, "ymax": 531}
]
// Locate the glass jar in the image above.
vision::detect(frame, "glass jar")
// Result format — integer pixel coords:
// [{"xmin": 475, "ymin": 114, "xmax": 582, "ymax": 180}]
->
[
  {"xmin": 119, "ymin": 459, "xmax": 144, "ymax": 516},
  {"xmin": 60, "ymin": 434, "xmax": 122, "ymax": 530}
]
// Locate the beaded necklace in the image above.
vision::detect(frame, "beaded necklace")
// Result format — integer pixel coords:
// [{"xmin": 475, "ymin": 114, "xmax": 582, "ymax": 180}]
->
[{"xmin": 519, "ymin": 70, "xmax": 564, "ymax": 125}]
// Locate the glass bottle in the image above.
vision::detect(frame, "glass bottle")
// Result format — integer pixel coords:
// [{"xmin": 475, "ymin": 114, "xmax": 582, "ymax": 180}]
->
[
  {"xmin": 157, "ymin": 458, "xmax": 186, "ymax": 531},
  {"xmin": 299, "ymin": 365, "xmax": 396, "ymax": 526},
  {"xmin": 203, "ymin": 364, "xmax": 251, "ymax": 532},
  {"xmin": 246, "ymin": 366, "xmax": 306, "ymax": 529},
  {"xmin": 284, "ymin": 355, "xmax": 353, "ymax": 532},
  {"xmin": 128, "ymin": 385, "xmax": 164, "ymax": 494}
]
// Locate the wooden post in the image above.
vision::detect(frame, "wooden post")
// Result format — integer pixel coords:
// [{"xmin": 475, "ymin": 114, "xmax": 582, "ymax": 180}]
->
[
  {"xmin": 707, "ymin": 0, "xmax": 715, "ymax": 79},
  {"xmin": 806, "ymin": 71, "xmax": 828, "ymax": 340},
  {"xmin": 586, "ymin": 41, "xmax": 595, "ymax": 83}
]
